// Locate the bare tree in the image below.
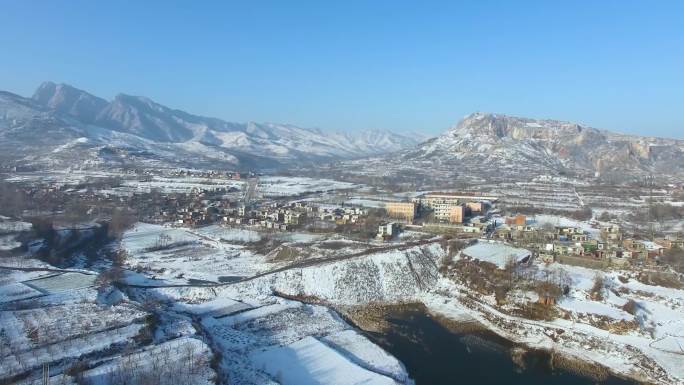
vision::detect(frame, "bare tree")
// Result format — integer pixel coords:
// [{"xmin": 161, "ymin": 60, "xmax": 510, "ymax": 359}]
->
[
  {"xmin": 64, "ymin": 198, "xmax": 91, "ymax": 226},
  {"xmin": 108, "ymin": 208, "xmax": 137, "ymax": 239},
  {"xmin": 590, "ymin": 273, "xmax": 605, "ymax": 300}
]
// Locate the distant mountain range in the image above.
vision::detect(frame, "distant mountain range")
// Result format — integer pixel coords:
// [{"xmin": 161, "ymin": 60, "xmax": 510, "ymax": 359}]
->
[
  {"xmin": 394, "ymin": 112, "xmax": 684, "ymax": 180},
  {"xmin": 1, "ymin": 83, "xmax": 682, "ymax": 179},
  {"xmin": 0, "ymin": 82, "xmax": 423, "ymax": 169}
]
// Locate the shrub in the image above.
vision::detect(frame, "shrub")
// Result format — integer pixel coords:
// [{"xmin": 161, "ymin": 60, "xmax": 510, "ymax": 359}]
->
[
  {"xmin": 516, "ymin": 302, "xmax": 558, "ymax": 321},
  {"xmin": 661, "ymin": 248, "xmax": 684, "ymax": 274},
  {"xmin": 622, "ymin": 299, "xmax": 639, "ymax": 315},
  {"xmin": 590, "ymin": 273, "xmax": 605, "ymax": 301}
]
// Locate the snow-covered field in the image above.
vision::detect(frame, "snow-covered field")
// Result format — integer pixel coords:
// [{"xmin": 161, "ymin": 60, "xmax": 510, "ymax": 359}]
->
[
  {"xmin": 3, "ymin": 170, "xmax": 245, "ymax": 196},
  {"xmin": 121, "ymin": 223, "xmax": 276, "ymax": 283},
  {"xmin": 126, "ymin": 240, "xmax": 435, "ymax": 384},
  {"xmin": 0, "ymin": 217, "xmax": 32, "ymax": 234},
  {"xmin": 198, "ymin": 297, "xmax": 409, "ymax": 384},
  {"xmin": 461, "ymin": 241, "xmax": 530, "ymax": 268},
  {"xmin": 3, "ymin": 170, "xmax": 124, "ymax": 185},
  {"xmin": 0, "ymin": 234, "xmax": 22, "ymax": 251},
  {"xmin": 0, "ymin": 249, "xmax": 221, "ymax": 384},
  {"xmin": 24, "ymin": 272, "xmax": 96, "ymax": 293},
  {"xmin": 251, "ymin": 336, "xmax": 397, "ymax": 385},
  {"xmin": 0, "ymin": 217, "xmax": 32, "ymax": 251},
  {"xmin": 196, "ymin": 225, "xmax": 262, "ymax": 243},
  {"xmin": 4, "ymin": 205, "xmax": 681, "ymax": 385},
  {"xmin": 344, "ymin": 198, "xmax": 387, "ymax": 208},
  {"xmin": 492, "ymin": 182, "xmax": 583, "ymax": 212},
  {"xmin": 0, "ymin": 281, "xmax": 43, "ymax": 303},
  {"xmin": 321, "ymin": 330, "xmax": 409, "ymax": 382},
  {"xmin": 117, "ymin": 175, "xmax": 245, "ymax": 194},
  {"xmin": 78, "ymin": 337, "xmax": 215, "ymax": 385},
  {"xmin": 0, "ymin": 275, "xmax": 148, "ymax": 381},
  {"xmin": 258, "ymin": 177, "xmax": 358, "ymax": 197},
  {"xmin": 531, "ymin": 214, "xmax": 601, "ymax": 239}
]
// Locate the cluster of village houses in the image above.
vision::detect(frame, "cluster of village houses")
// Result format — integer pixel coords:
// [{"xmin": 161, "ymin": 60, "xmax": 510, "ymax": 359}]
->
[
  {"xmin": 379, "ymin": 191, "xmax": 683, "ymax": 266},
  {"xmin": 161, "ymin": 187, "xmax": 683, "ymax": 267},
  {"xmin": 494, "ymin": 215, "xmax": 682, "ymax": 267},
  {"xmin": 160, "ymin": 191, "xmax": 370, "ymax": 232},
  {"xmin": 165, "ymin": 169, "xmax": 245, "ymax": 180},
  {"xmin": 20, "ymin": 175, "xmax": 681, "ymax": 268}
]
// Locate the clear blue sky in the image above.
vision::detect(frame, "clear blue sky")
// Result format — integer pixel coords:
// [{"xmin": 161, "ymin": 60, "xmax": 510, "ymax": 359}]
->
[{"xmin": 1, "ymin": 1, "xmax": 682, "ymax": 138}]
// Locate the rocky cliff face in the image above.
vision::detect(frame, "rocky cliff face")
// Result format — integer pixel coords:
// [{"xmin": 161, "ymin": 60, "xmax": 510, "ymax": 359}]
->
[{"xmin": 408, "ymin": 112, "xmax": 684, "ymax": 178}]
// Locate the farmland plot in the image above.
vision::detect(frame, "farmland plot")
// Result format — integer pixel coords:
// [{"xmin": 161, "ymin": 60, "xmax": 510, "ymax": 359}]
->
[
  {"xmin": 122, "ymin": 223, "xmax": 281, "ymax": 283},
  {"xmin": 202, "ymin": 297, "xmax": 408, "ymax": 384},
  {"xmin": 77, "ymin": 337, "xmax": 215, "ymax": 385},
  {"xmin": 257, "ymin": 177, "xmax": 358, "ymax": 197},
  {"xmin": 24, "ymin": 272, "xmax": 96, "ymax": 293}
]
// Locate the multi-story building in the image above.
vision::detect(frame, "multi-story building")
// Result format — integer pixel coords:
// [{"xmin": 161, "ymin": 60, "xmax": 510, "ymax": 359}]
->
[
  {"xmin": 413, "ymin": 193, "xmax": 460, "ymax": 208},
  {"xmin": 465, "ymin": 201, "xmax": 485, "ymax": 214},
  {"xmin": 412, "ymin": 194, "xmax": 460, "ymax": 223},
  {"xmin": 449, "ymin": 205, "xmax": 465, "ymax": 224},
  {"xmin": 385, "ymin": 201, "xmax": 417, "ymax": 222}
]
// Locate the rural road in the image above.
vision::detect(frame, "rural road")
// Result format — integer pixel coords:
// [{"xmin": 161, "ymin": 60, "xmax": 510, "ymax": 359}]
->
[{"xmin": 244, "ymin": 177, "xmax": 258, "ymax": 204}]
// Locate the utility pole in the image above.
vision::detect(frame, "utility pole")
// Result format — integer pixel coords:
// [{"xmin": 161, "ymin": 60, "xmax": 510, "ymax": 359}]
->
[
  {"xmin": 645, "ymin": 174, "xmax": 655, "ymax": 241},
  {"xmin": 42, "ymin": 363, "xmax": 49, "ymax": 385}
]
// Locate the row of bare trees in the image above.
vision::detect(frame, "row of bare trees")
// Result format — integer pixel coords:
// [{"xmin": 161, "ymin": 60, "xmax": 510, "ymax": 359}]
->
[{"xmin": 68, "ymin": 341, "xmax": 209, "ymax": 385}]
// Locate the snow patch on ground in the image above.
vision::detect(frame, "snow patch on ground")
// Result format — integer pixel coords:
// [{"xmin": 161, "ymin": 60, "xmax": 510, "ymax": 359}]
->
[
  {"xmin": 251, "ymin": 336, "xmax": 398, "ymax": 385},
  {"xmin": 258, "ymin": 177, "xmax": 357, "ymax": 197},
  {"xmin": 461, "ymin": 241, "xmax": 530, "ymax": 268}
]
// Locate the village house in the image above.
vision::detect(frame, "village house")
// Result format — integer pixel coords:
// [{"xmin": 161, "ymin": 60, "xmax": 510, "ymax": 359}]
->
[
  {"xmin": 655, "ymin": 236, "xmax": 684, "ymax": 249},
  {"xmin": 377, "ymin": 222, "xmax": 399, "ymax": 240},
  {"xmin": 284, "ymin": 212, "xmax": 303, "ymax": 225},
  {"xmin": 505, "ymin": 214, "xmax": 527, "ymax": 226},
  {"xmin": 623, "ymin": 239, "xmax": 648, "ymax": 260},
  {"xmin": 549, "ymin": 241, "xmax": 585, "ymax": 257},
  {"xmin": 494, "ymin": 224, "xmax": 514, "ymax": 241},
  {"xmin": 601, "ymin": 223, "xmax": 623, "ymax": 244},
  {"xmin": 642, "ymin": 241, "xmax": 665, "ymax": 259}
]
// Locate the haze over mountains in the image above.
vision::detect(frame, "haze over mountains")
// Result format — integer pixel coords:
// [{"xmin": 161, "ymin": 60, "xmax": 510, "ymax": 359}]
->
[
  {"xmin": 1, "ymin": 82, "xmax": 683, "ymax": 179},
  {"xmin": 1, "ymin": 82, "xmax": 422, "ymax": 169}
]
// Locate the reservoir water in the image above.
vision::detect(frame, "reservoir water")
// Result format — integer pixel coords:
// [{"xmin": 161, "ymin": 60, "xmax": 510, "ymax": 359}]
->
[{"xmin": 364, "ymin": 306, "xmax": 636, "ymax": 385}]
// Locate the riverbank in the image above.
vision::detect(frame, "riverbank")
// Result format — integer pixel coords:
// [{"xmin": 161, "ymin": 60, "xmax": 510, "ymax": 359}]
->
[
  {"xmin": 421, "ymin": 284, "xmax": 680, "ymax": 385},
  {"xmin": 341, "ymin": 302, "xmax": 636, "ymax": 385}
]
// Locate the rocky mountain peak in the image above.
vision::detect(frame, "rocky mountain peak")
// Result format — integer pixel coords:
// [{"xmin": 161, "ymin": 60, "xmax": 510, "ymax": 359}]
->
[
  {"xmin": 446, "ymin": 112, "xmax": 594, "ymax": 142},
  {"xmin": 32, "ymin": 81, "xmax": 108, "ymax": 123},
  {"xmin": 410, "ymin": 111, "xmax": 684, "ymax": 178}
]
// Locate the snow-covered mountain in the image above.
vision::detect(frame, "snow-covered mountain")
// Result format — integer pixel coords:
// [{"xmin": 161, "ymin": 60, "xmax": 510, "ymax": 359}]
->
[
  {"xmin": 0, "ymin": 82, "xmax": 424, "ymax": 169},
  {"xmin": 390, "ymin": 112, "xmax": 684, "ymax": 179}
]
